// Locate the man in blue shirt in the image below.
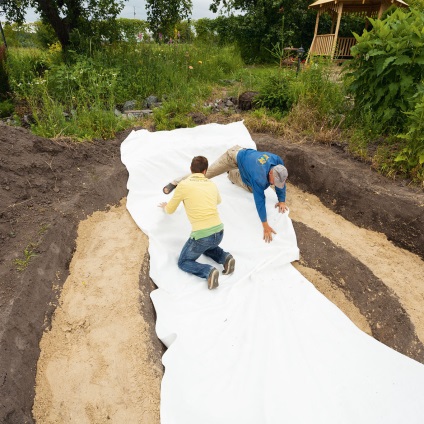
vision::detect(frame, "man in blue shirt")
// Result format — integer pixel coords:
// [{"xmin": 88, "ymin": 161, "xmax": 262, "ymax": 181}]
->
[{"xmin": 163, "ymin": 146, "xmax": 288, "ymax": 243}]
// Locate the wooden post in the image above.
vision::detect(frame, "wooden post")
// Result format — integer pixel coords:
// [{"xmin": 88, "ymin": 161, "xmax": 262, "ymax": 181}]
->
[
  {"xmin": 307, "ymin": 9, "xmax": 321, "ymax": 63},
  {"xmin": 314, "ymin": 9, "xmax": 321, "ymax": 37},
  {"xmin": 365, "ymin": 10, "xmax": 370, "ymax": 30},
  {"xmin": 331, "ymin": 3, "xmax": 343, "ymax": 59},
  {"xmin": 377, "ymin": 3, "xmax": 387, "ymax": 19},
  {"xmin": 331, "ymin": 11, "xmax": 336, "ymax": 33}
]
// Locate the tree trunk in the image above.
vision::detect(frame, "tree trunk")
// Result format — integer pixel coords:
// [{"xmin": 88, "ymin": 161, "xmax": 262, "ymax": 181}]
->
[
  {"xmin": 36, "ymin": 0, "xmax": 71, "ymax": 47},
  {"xmin": 0, "ymin": 21, "xmax": 7, "ymax": 49}
]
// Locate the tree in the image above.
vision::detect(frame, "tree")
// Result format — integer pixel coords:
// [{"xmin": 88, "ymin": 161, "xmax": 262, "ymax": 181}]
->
[
  {"xmin": 0, "ymin": 0, "xmax": 125, "ymax": 49},
  {"xmin": 208, "ymin": 0, "xmax": 314, "ymax": 62},
  {"xmin": 145, "ymin": 0, "xmax": 192, "ymax": 41}
]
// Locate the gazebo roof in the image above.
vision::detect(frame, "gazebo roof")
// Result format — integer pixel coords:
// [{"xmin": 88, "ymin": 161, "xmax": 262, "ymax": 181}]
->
[{"xmin": 309, "ymin": 0, "xmax": 409, "ymax": 9}]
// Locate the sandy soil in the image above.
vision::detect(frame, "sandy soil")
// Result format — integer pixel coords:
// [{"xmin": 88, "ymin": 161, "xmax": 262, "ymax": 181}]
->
[
  {"xmin": 289, "ymin": 186, "xmax": 424, "ymax": 343},
  {"xmin": 33, "ymin": 200, "xmax": 161, "ymax": 423},
  {"xmin": 32, "ymin": 185, "xmax": 424, "ymax": 423}
]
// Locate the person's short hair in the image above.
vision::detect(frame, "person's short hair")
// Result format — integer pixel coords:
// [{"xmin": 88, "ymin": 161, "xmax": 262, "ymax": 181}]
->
[
  {"xmin": 191, "ymin": 156, "xmax": 208, "ymax": 173},
  {"xmin": 272, "ymin": 164, "xmax": 288, "ymax": 188}
]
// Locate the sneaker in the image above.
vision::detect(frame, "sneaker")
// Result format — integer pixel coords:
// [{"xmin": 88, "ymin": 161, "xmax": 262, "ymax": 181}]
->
[
  {"xmin": 223, "ymin": 255, "xmax": 235, "ymax": 275},
  {"xmin": 207, "ymin": 268, "xmax": 219, "ymax": 290}
]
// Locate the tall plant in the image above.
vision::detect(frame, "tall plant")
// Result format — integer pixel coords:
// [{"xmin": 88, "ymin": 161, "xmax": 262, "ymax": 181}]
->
[
  {"xmin": 344, "ymin": 8, "xmax": 424, "ymax": 132},
  {"xmin": 394, "ymin": 88, "xmax": 424, "ymax": 183}
]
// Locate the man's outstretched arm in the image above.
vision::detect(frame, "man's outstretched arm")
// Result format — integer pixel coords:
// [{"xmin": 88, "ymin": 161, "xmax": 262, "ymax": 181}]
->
[{"xmin": 253, "ymin": 189, "xmax": 277, "ymax": 243}]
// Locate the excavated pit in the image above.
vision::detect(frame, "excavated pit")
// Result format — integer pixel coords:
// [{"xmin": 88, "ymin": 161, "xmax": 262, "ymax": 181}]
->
[{"xmin": 0, "ymin": 123, "xmax": 423, "ymax": 422}]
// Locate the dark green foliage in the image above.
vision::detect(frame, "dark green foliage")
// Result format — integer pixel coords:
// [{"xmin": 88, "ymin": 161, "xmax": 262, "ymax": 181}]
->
[
  {"xmin": 193, "ymin": 18, "xmax": 217, "ymax": 44},
  {"xmin": 0, "ymin": 44, "xmax": 10, "ymax": 99},
  {"xmin": 344, "ymin": 8, "xmax": 424, "ymax": 132},
  {"xmin": 145, "ymin": 0, "xmax": 192, "ymax": 41},
  {"xmin": 208, "ymin": 0, "xmax": 317, "ymax": 63},
  {"xmin": 206, "ymin": 0, "xmax": 399, "ymax": 64},
  {"xmin": 0, "ymin": 26, "xmax": 12, "ymax": 116},
  {"xmin": 33, "ymin": 21, "xmax": 58, "ymax": 48},
  {"xmin": 254, "ymin": 71, "xmax": 296, "ymax": 112},
  {"xmin": 342, "ymin": 7, "xmax": 424, "ymax": 183},
  {"xmin": 2, "ymin": 0, "xmax": 125, "ymax": 50},
  {"xmin": 0, "ymin": 99, "xmax": 14, "ymax": 117},
  {"xmin": 318, "ymin": 13, "xmax": 369, "ymax": 38},
  {"xmin": 394, "ymin": 88, "xmax": 424, "ymax": 181}
]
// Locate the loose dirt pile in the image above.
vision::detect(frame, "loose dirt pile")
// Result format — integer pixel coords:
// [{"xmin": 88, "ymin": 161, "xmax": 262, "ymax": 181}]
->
[{"xmin": 0, "ymin": 121, "xmax": 423, "ymax": 423}]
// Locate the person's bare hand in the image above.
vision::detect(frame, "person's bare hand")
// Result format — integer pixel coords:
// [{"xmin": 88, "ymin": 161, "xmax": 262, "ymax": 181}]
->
[
  {"xmin": 262, "ymin": 222, "xmax": 276, "ymax": 243},
  {"xmin": 158, "ymin": 202, "xmax": 167, "ymax": 210},
  {"xmin": 275, "ymin": 202, "xmax": 287, "ymax": 213}
]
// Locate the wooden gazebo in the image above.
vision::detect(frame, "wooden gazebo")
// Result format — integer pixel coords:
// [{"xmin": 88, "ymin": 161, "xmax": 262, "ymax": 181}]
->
[{"xmin": 308, "ymin": 0, "xmax": 409, "ymax": 60}]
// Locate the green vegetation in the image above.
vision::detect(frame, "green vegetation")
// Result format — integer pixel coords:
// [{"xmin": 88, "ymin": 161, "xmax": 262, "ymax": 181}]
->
[
  {"xmin": 344, "ymin": 7, "xmax": 424, "ymax": 184},
  {"xmin": 345, "ymin": 8, "xmax": 424, "ymax": 131},
  {"xmin": 0, "ymin": 2, "xmax": 423, "ymax": 186},
  {"xmin": 13, "ymin": 242, "xmax": 38, "ymax": 272},
  {"xmin": 5, "ymin": 42, "xmax": 243, "ymax": 138},
  {"xmin": 2, "ymin": 0, "xmax": 126, "ymax": 49}
]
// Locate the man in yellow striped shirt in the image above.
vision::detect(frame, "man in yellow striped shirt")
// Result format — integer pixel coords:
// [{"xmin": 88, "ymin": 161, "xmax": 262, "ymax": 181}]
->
[{"xmin": 159, "ymin": 156, "xmax": 235, "ymax": 289}]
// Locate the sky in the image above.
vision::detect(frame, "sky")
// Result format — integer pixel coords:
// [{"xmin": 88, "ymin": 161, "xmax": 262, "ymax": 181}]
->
[{"xmin": 21, "ymin": 0, "xmax": 221, "ymax": 23}]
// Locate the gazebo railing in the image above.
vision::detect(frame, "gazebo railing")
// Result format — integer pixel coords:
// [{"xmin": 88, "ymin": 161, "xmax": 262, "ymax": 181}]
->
[
  {"xmin": 335, "ymin": 37, "xmax": 356, "ymax": 58},
  {"xmin": 311, "ymin": 34, "xmax": 335, "ymax": 56},
  {"xmin": 310, "ymin": 34, "xmax": 356, "ymax": 58}
]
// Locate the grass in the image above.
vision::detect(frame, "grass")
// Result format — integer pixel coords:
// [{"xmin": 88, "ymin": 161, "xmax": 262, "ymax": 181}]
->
[
  {"xmin": 4, "ymin": 42, "xmax": 423, "ymax": 186},
  {"xmin": 6, "ymin": 42, "xmax": 244, "ymax": 139}
]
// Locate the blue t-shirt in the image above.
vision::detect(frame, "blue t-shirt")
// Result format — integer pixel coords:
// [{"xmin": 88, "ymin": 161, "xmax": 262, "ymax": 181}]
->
[{"xmin": 236, "ymin": 149, "xmax": 286, "ymax": 222}]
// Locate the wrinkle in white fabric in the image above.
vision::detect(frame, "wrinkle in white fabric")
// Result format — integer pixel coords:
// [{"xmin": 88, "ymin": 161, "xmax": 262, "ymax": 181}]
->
[{"xmin": 121, "ymin": 121, "xmax": 424, "ymax": 424}]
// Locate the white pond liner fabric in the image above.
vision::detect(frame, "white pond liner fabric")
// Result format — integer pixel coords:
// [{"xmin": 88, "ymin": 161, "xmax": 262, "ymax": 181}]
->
[{"xmin": 121, "ymin": 121, "xmax": 424, "ymax": 424}]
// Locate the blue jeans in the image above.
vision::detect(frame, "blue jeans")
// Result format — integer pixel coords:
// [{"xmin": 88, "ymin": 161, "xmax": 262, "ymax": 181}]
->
[{"xmin": 178, "ymin": 230, "xmax": 229, "ymax": 279}]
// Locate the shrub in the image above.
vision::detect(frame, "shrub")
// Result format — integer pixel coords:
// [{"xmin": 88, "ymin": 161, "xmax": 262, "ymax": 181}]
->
[
  {"xmin": 6, "ymin": 47, "xmax": 50, "ymax": 90},
  {"xmin": 344, "ymin": 8, "xmax": 424, "ymax": 132},
  {"xmin": 0, "ymin": 99, "xmax": 14, "ymax": 117},
  {"xmin": 254, "ymin": 70, "xmax": 297, "ymax": 113},
  {"xmin": 394, "ymin": 90, "xmax": 424, "ymax": 183},
  {"xmin": 253, "ymin": 62, "xmax": 345, "ymax": 127},
  {"xmin": 294, "ymin": 61, "xmax": 345, "ymax": 121}
]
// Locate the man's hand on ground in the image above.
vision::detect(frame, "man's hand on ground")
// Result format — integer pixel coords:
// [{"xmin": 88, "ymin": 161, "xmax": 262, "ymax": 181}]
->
[
  {"xmin": 158, "ymin": 202, "xmax": 167, "ymax": 210},
  {"xmin": 262, "ymin": 222, "xmax": 276, "ymax": 243},
  {"xmin": 275, "ymin": 202, "xmax": 287, "ymax": 213}
]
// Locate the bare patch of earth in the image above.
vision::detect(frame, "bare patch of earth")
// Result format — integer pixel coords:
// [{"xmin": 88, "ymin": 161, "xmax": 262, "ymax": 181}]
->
[{"xmin": 0, "ymin": 122, "xmax": 423, "ymax": 423}]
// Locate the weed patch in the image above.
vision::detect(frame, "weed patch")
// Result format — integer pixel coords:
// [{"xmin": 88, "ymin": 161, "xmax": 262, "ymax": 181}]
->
[{"xmin": 14, "ymin": 242, "xmax": 38, "ymax": 272}]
